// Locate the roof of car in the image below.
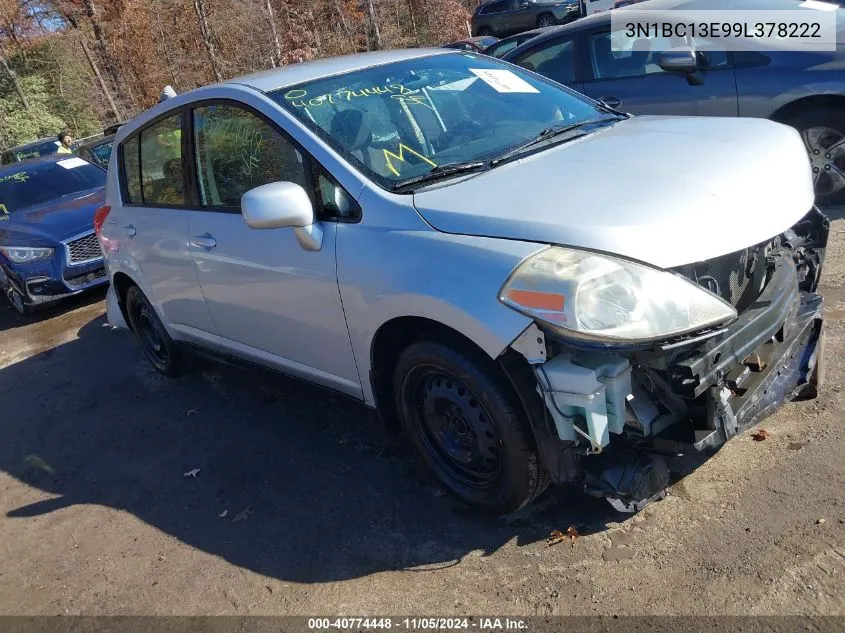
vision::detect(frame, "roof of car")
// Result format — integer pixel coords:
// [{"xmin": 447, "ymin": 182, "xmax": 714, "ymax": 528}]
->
[
  {"xmin": 0, "ymin": 153, "xmax": 84, "ymax": 174},
  {"xmin": 497, "ymin": 27, "xmax": 548, "ymax": 43},
  {"xmin": 225, "ymin": 48, "xmax": 451, "ymax": 93},
  {"xmin": 78, "ymin": 134, "xmax": 115, "ymax": 150},
  {"xmin": 3, "ymin": 137, "xmax": 59, "ymax": 153}
]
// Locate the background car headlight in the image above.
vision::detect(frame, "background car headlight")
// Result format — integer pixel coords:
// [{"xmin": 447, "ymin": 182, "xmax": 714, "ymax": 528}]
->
[
  {"xmin": 499, "ymin": 247, "xmax": 737, "ymax": 343},
  {"xmin": 0, "ymin": 246, "xmax": 55, "ymax": 264}
]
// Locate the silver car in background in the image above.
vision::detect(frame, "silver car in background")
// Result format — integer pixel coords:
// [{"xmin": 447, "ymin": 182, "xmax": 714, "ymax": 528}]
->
[{"xmin": 98, "ymin": 49, "xmax": 826, "ymax": 513}]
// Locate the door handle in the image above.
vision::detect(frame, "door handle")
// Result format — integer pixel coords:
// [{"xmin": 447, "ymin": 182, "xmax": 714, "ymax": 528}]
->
[
  {"xmin": 600, "ymin": 96, "xmax": 622, "ymax": 108},
  {"xmin": 190, "ymin": 234, "xmax": 217, "ymax": 250},
  {"xmin": 122, "ymin": 225, "xmax": 136, "ymax": 237}
]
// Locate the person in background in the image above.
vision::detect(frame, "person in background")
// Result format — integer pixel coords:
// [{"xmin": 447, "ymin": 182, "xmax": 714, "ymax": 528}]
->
[{"xmin": 57, "ymin": 131, "xmax": 73, "ymax": 154}]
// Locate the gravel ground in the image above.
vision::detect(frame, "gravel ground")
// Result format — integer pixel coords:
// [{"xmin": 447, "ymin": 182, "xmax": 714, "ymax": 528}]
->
[{"xmin": 0, "ymin": 211, "xmax": 843, "ymax": 616}]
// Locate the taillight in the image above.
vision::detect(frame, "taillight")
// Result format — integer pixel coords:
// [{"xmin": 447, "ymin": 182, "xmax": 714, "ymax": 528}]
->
[{"xmin": 94, "ymin": 205, "xmax": 111, "ymax": 236}]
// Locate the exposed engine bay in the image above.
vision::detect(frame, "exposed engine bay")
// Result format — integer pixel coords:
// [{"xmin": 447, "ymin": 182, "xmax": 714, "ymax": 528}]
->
[{"xmin": 507, "ymin": 207, "xmax": 829, "ymax": 512}]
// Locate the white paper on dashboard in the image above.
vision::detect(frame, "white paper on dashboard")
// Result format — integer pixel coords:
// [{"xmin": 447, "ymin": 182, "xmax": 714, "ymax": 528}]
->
[
  {"xmin": 469, "ymin": 69, "xmax": 540, "ymax": 93},
  {"xmin": 57, "ymin": 157, "xmax": 89, "ymax": 169}
]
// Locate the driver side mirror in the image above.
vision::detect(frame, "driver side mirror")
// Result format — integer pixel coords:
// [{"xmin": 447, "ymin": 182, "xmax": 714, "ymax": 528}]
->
[
  {"xmin": 241, "ymin": 181, "xmax": 323, "ymax": 251},
  {"xmin": 656, "ymin": 46, "xmax": 704, "ymax": 85}
]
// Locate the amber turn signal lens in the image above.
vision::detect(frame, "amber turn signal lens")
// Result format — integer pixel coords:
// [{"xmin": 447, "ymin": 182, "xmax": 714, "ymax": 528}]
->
[{"xmin": 505, "ymin": 289, "xmax": 565, "ymax": 311}]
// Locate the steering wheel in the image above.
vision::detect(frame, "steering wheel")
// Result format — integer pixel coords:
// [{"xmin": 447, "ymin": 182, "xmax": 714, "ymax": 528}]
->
[{"xmin": 440, "ymin": 120, "xmax": 487, "ymax": 149}]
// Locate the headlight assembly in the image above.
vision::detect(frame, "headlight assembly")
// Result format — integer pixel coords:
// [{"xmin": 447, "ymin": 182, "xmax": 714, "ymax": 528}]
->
[
  {"xmin": 0, "ymin": 246, "xmax": 55, "ymax": 264},
  {"xmin": 499, "ymin": 247, "xmax": 737, "ymax": 344}
]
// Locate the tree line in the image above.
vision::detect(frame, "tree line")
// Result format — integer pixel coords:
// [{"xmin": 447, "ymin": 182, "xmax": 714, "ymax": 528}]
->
[{"xmin": 0, "ymin": 0, "xmax": 480, "ymax": 149}]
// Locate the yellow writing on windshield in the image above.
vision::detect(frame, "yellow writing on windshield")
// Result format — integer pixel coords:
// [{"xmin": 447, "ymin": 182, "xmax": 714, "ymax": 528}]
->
[
  {"xmin": 0, "ymin": 171, "xmax": 28, "ymax": 184},
  {"xmin": 284, "ymin": 84, "xmax": 414, "ymax": 108},
  {"xmin": 383, "ymin": 144, "xmax": 437, "ymax": 177},
  {"xmin": 0, "ymin": 203, "xmax": 8, "ymax": 219}
]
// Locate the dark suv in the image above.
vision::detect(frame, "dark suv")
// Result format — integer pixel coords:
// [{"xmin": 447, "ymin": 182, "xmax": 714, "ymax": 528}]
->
[{"xmin": 472, "ymin": 0, "xmax": 580, "ymax": 37}]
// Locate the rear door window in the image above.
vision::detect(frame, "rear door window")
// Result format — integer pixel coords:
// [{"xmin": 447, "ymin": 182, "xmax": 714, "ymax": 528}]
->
[{"xmin": 140, "ymin": 113, "xmax": 185, "ymax": 206}]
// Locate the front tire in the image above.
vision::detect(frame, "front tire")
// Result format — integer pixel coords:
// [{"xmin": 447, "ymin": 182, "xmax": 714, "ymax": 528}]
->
[
  {"xmin": 477, "ymin": 27, "xmax": 494, "ymax": 37},
  {"xmin": 783, "ymin": 107, "xmax": 845, "ymax": 207},
  {"xmin": 6, "ymin": 288, "xmax": 30, "ymax": 316},
  {"xmin": 125, "ymin": 285, "xmax": 190, "ymax": 377},
  {"xmin": 394, "ymin": 340, "xmax": 549, "ymax": 513}
]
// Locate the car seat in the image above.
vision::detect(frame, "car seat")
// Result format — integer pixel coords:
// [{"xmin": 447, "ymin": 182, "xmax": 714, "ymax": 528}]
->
[
  {"xmin": 625, "ymin": 38, "xmax": 651, "ymax": 75},
  {"xmin": 330, "ymin": 109, "xmax": 374, "ymax": 169},
  {"xmin": 593, "ymin": 36, "xmax": 614, "ymax": 78},
  {"xmin": 536, "ymin": 45, "xmax": 574, "ymax": 84}
]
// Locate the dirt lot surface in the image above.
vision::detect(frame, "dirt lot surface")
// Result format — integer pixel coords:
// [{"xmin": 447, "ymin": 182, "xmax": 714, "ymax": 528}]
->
[{"xmin": 1, "ymin": 212, "xmax": 844, "ymax": 617}]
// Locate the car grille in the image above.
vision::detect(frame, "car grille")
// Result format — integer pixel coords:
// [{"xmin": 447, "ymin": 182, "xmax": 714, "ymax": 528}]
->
[
  {"xmin": 66, "ymin": 232, "xmax": 102, "ymax": 264},
  {"xmin": 673, "ymin": 242, "xmax": 771, "ymax": 313},
  {"xmin": 65, "ymin": 267, "xmax": 107, "ymax": 289}
]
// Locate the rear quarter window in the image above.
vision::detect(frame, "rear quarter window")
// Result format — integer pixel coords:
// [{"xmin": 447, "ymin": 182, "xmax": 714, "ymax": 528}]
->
[{"xmin": 121, "ymin": 136, "xmax": 142, "ymax": 204}]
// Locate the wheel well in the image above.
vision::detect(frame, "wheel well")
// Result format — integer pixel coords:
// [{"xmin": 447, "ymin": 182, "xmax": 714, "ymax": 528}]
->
[
  {"xmin": 536, "ymin": 12, "xmax": 555, "ymax": 23},
  {"xmin": 111, "ymin": 271, "xmax": 135, "ymax": 331},
  {"xmin": 370, "ymin": 316, "xmax": 514, "ymax": 432},
  {"xmin": 770, "ymin": 94, "xmax": 845, "ymax": 125}
]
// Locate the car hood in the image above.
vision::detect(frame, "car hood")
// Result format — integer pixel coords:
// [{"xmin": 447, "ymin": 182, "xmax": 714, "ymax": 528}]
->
[
  {"xmin": 412, "ymin": 116, "xmax": 815, "ymax": 269},
  {"xmin": 0, "ymin": 188, "xmax": 104, "ymax": 244}
]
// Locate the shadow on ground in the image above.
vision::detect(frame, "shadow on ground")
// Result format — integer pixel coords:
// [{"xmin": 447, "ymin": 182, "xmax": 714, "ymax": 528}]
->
[
  {"xmin": 0, "ymin": 310, "xmax": 623, "ymax": 584},
  {"xmin": 0, "ymin": 287, "xmax": 107, "ymax": 333}
]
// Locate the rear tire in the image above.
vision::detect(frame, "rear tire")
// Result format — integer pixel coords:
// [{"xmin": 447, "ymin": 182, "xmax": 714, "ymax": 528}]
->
[
  {"xmin": 394, "ymin": 340, "xmax": 549, "ymax": 513},
  {"xmin": 537, "ymin": 13, "xmax": 556, "ymax": 28},
  {"xmin": 477, "ymin": 27, "xmax": 494, "ymax": 37},
  {"xmin": 782, "ymin": 107, "xmax": 845, "ymax": 207},
  {"xmin": 125, "ymin": 285, "xmax": 190, "ymax": 378}
]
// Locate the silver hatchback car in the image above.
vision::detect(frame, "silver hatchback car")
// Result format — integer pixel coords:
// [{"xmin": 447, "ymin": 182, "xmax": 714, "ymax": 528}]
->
[{"xmin": 98, "ymin": 49, "xmax": 827, "ymax": 513}]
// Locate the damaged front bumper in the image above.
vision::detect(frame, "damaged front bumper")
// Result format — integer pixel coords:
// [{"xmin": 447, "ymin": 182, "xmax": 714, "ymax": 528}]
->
[{"xmin": 505, "ymin": 207, "xmax": 828, "ymax": 512}]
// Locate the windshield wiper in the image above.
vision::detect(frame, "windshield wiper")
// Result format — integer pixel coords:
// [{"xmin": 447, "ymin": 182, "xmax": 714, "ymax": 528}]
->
[
  {"xmin": 391, "ymin": 161, "xmax": 490, "ymax": 192},
  {"xmin": 492, "ymin": 117, "xmax": 621, "ymax": 166}
]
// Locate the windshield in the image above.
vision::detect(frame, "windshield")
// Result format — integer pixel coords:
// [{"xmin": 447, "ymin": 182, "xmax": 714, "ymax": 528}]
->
[
  {"xmin": 13, "ymin": 140, "xmax": 60, "ymax": 162},
  {"xmin": 0, "ymin": 159, "xmax": 105, "ymax": 216},
  {"xmin": 270, "ymin": 52, "xmax": 609, "ymax": 190}
]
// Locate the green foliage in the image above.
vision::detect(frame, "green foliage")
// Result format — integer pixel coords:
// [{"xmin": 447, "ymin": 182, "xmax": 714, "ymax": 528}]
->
[
  {"xmin": 0, "ymin": 75, "xmax": 67, "ymax": 148},
  {"xmin": 0, "ymin": 50, "xmax": 102, "ymax": 150}
]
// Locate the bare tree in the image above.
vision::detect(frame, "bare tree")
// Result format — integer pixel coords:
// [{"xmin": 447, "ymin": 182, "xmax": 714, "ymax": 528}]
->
[
  {"xmin": 152, "ymin": 0, "xmax": 179, "ymax": 85},
  {"xmin": 265, "ymin": 0, "xmax": 283, "ymax": 67},
  {"xmin": 193, "ymin": 0, "xmax": 223, "ymax": 82},
  {"xmin": 80, "ymin": 37, "xmax": 120, "ymax": 120},
  {"xmin": 405, "ymin": 0, "xmax": 419, "ymax": 44},
  {"xmin": 0, "ymin": 45, "xmax": 29, "ymax": 109},
  {"xmin": 363, "ymin": 0, "xmax": 382, "ymax": 50},
  {"xmin": 333, "ymin": 0, "xmax": 356, "ymax": 51},
  {"xmin": 83, "ymin": 0, "xmax": 125, "ymax": 104},
  {"xmin": 0, "ymin": 0, "xmax": 28, "ymax": 61}
]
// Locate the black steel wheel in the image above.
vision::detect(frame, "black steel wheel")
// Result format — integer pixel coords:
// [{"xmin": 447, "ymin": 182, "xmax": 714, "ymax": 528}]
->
[
  {"xmin": 394, "ymin": 340, "xmax": 549, "ymax": 513},
  {"xmin": 125, "ymin": 285, "xmax": 190, "ymax": 377},
  {"xmin": 414, "ymin": 369, "xmax": 503, "ymax": 489}
]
